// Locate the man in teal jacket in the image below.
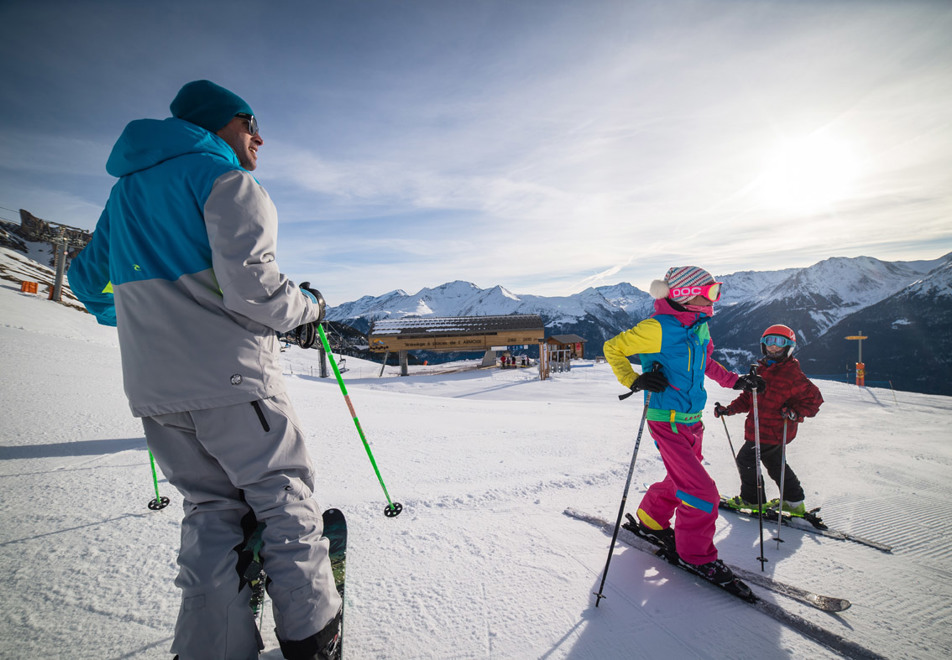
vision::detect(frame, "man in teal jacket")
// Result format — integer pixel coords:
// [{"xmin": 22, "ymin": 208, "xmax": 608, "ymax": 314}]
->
[{"xmin": 69, "ymin": 81, "xmax": 341, "ymax": 659}]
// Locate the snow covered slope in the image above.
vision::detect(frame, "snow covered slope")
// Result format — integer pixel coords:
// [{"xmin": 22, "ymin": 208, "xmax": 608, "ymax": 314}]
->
[{"xmin": 1, "ymin": 277, "xmax": 951, "ymax": 659}]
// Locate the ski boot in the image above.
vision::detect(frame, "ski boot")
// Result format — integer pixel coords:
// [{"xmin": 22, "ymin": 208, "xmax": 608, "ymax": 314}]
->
[
  {"xmin": 676, "ymin": 557, "xmax": 755, "ymax": 601},
  {"xmin": 278, "ymin": 606, "xmax": 342, "ymax": 660},
  {"xmin": 676, "ymin": 557, "xmax": 735, "ymax": 585},
  {"xmin": 724, "ymin": 495, "xmax": 779, "ymax": 513}
]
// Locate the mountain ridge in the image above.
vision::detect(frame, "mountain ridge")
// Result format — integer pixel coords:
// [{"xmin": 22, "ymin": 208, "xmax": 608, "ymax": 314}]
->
[{"xmin": 326, "ymin": 252, "xmax": 952, "ymax": 395}]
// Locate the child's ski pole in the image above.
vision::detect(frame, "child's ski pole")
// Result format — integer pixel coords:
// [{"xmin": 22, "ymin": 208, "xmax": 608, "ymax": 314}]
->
[
  {"xmin": 717, "ymin": 405, "xmax": 744, "ymax": 481},
  {"xmin": 750, "ymin": 364, "xmax": 767, "ymax": 570},
  {"xmin": 775, "ymin": 419, "xmax": 788, "ymax": 548},
  {"xmin": 595, "ymin": 364, "xmax": 661, "ymax": 607},
  {"xmin": 317, "ymin": 324, "xmax": 403, "ymax": 518}
]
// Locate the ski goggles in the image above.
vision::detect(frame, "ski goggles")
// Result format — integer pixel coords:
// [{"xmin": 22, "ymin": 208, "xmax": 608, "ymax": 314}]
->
[
  {"xmin": 235, "ymin": 113, "xmax": 258, "ymax": 136},
  {"xmin": 669, "ymin": 281, "xmax": 722, "ymax": 303},
  {"xmin": 762, "ymin": 335, "xmax": 795, "ymax": 347}
]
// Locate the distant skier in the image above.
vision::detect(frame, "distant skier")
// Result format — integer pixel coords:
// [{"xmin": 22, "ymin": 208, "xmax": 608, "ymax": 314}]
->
[
  {"xmin": 717, "ymin": 324, "xmax": 824, "ymax": 516},
  {"xmin": 604, "ymin": 266, "xmax": 765, "ymax": 586}
]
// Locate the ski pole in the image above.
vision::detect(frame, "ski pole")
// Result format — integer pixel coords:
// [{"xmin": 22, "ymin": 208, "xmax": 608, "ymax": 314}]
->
[
  {"xmin": 750, "ymin": 364, "xmax": 767, "ymax": 570},
  {"xmin": 317, "ymin": 323, "xmax": 403, "ymax": 518},
  {"xmin": 717, "ymin": 405, "xmax": 744, "ymax": 482},
  {"xmin": 775, "ymin": 419, "xmax": 788, "ymax": 548},
  {"xmin": 147, "ymin": 449, "xmax": 170, "ymax": 510},
  {"xmin": 595, "ymin": 364, "xmax": 661, "ymax": 607}
]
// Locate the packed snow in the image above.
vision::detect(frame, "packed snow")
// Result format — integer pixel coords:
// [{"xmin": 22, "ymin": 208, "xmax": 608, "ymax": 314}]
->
[{"xmin": 2, "ymin": 277, "xmax": 951, "ymax": 659}]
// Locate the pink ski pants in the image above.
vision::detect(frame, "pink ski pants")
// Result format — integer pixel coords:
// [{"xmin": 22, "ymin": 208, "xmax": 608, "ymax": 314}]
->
[{"xmin": 635, "ymin": 420, "xmax": 719, "ymax": 565}]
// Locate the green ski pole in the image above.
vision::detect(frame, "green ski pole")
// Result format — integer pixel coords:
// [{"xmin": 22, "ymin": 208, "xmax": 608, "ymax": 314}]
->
[
  {"xmin": 147, "ymin": 449, "xmax": 170, "ymax": 510},
  {"xmin": 317, "ymin": 324, "xmax": 403, "ymax": 518}
]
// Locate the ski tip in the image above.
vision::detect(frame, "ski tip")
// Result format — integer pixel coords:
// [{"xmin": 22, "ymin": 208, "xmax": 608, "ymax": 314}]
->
[{"xmin": 809, "ymin": 595, "xmax": 853, "ymax": 612}]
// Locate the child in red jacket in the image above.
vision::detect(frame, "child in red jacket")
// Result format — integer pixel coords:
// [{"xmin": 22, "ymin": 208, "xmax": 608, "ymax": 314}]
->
[{"xmin": 715, "ymin": 324, "xmax": 823, "ymax": 516}]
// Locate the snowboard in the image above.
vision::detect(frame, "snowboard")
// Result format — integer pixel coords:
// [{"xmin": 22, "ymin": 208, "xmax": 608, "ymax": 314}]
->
[{"xmin": 323, "ymin": 507, "xmax": 347, "ymax": 660}]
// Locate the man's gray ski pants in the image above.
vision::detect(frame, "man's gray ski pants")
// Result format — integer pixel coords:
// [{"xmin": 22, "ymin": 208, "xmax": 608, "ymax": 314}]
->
[{"xmin": 143, "ymin": 393, "xmax": 342, "ymax": 659}]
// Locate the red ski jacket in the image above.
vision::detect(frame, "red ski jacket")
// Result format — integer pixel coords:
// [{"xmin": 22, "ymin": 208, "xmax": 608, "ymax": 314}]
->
[{"xmin": 724, "ymin": 357, "xmax": 823, "ymax": 445}]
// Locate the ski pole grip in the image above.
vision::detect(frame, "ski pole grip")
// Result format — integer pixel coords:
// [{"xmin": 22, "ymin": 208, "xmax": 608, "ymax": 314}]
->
[{"xmin": 618, "ymin": 363, "xmax": 662, "ymax": 401}]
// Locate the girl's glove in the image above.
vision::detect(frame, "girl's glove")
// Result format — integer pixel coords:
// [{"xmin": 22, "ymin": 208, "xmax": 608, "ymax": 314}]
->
[{"xmin": 631, "ymin": 370, "xmax": 669, "ymax": 393}]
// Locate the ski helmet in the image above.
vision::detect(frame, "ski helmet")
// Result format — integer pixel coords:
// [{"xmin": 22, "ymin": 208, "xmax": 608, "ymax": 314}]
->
[{"xmin": 761, "ymin": 324, "xmax": 796, "ymax": 360}]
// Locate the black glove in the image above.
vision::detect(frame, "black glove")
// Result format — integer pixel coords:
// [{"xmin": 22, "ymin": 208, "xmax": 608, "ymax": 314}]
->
[
  {"xmin": 734, "ymin": 374, "xmax": 766, "ymax": 393},
  {"xmin": 299, "ymin": 282, "xmax": 326, "ymax": 324},
  {"xmin": 631, "ymin": 370, "xmax": 669, "ymax": 393},
  {"xmin": 292, "ymin": 282, "xmax": 325, "ymax": 349},
  {"xmin": 713, "ymin": 403, "xmax": 730, "ymax": 418},
  {"xmin": 781, "ymin": 407, "xmax": 800, "ymax": 421}
]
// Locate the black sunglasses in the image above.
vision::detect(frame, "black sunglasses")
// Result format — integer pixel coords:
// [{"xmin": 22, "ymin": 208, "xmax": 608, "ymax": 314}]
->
[{"xmin": 235, "ymin": 113, "xmax": 258, "ymax": 136}]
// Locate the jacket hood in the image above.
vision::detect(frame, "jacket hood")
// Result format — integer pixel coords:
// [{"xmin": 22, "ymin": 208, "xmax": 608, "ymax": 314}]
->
[
  {"xmin": 106, "ymin": 117, "xmax": 240, "ymax": 177},
  {"xmin": 653, "ymin": 296, "xmax": 711, "ymax": 326}
]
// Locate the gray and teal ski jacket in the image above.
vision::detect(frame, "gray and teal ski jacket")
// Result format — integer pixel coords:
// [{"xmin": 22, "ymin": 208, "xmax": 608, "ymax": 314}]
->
[{"xmin": 68, "ymin": 117, "xmax": 320, "ymax": 417}]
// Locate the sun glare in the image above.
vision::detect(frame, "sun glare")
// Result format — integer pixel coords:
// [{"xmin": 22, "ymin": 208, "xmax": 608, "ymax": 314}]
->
[{"xmin": 760, "ymin": 134, "xmax": 859, "ymax": 215}]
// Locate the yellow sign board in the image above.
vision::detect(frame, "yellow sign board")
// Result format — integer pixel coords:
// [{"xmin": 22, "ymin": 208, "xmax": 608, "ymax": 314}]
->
[{"xmin": 845, "ymin": 335, "xmax": 868, "ymax": 340}]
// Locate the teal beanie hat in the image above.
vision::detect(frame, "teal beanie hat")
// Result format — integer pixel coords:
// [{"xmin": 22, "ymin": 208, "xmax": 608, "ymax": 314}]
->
[{"xmin": 170, "ymin": 80, "xmax": 253, "ymax": 133}]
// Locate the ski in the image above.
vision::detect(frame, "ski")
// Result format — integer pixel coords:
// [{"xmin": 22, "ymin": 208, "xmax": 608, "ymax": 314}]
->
[
  {"xmin": 564, "ymin": 509, "xmax": 885, "ymax": 660},
  {"xmin": 619, "ymin": 512, "xmax": 851, "ymax": 612},
  {"xmin": 719, "ymin": 496, "xmax": 893, "ymax": 553},
  {"xmin": 238, "ymin": 521, "xmax": 268, "ymax": 652},
  {"xmin": 569, "ymin": 508, "xmax": 849, "ymax": 612},
  {"xmin": 323, "ymin": 507, "xmax": 347, "ymax": 660}
]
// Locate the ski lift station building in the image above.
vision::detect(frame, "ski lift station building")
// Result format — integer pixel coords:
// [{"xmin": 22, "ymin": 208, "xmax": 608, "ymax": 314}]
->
[
  {"xmin": 546, "ymin": 334, "xmax": 587, "ymax": 360},
  {"xmin": 368, "ymin": 314, "xmax": 545, "ymax": 375}
]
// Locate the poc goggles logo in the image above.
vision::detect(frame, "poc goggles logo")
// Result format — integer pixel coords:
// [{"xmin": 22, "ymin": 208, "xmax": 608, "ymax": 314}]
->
[
  {"xmin": 671, "ymin": 286, "xmax": 705, "ymax": 297},
  {"xmin": 670, "ymin": 282, "xmax": 721, "ymax": 302}
]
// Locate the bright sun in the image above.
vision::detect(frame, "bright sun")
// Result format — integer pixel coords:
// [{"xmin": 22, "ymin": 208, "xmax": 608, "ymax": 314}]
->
[{"xmin": 760, "ymin": 134, "xmax": 860, "ymax": 215}]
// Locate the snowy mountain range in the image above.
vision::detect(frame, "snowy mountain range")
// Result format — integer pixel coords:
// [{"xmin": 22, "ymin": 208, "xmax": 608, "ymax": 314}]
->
[
  {"xmin": 327, "ymin": 253, "xmax": 952, "ymax": 395},
  {"xmin": 3, "ymin": 215, "xmax": 949, "ymax": 395}
]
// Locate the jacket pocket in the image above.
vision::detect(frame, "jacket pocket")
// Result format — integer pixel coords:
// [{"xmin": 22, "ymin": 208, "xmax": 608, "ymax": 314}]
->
[{"xmin": 250, "ymin": 400, "xmax": 271, "ymax": 432}]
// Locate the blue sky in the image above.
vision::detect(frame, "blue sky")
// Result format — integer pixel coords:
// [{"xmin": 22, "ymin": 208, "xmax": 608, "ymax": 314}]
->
[{"xmin": 2, "ymin": 0, "xmax": 951, "ymax": 305}]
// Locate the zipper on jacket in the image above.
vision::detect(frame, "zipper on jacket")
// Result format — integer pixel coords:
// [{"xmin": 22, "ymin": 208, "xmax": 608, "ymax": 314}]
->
[
  {"xmin": 251, "ymin": 400, "xmax": 270, "ymax": 432},
  {"xmin": 687, "ymin": 316, "xmax": 696, "ymax": 373}
]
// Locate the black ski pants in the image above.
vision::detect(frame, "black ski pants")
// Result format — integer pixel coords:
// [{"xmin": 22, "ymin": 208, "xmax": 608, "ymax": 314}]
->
[{"xmin": 736, "ymin": 440, "xmax": 805, "ymax": 504}]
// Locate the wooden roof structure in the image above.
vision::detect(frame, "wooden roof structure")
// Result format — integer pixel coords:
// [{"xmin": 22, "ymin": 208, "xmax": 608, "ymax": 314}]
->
[
  {"xmin": 368, "ymin": 314, "xmax": 545, "ymax": 353},
  {"xmin": 547, "ymin": 334, "xmax": 588, "ymax": 345}
]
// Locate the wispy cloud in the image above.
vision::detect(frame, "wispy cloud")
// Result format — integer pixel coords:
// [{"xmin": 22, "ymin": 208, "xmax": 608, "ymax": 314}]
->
[{"xmin": 3, "ymin": 0, "xmax": 951, "ymax": 303}]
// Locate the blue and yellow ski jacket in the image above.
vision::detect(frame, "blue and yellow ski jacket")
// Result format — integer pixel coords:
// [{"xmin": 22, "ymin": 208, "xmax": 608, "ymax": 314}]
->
[{"xmin": 603, "ymin": 298, "xmax": 738, "ymax": 420}]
